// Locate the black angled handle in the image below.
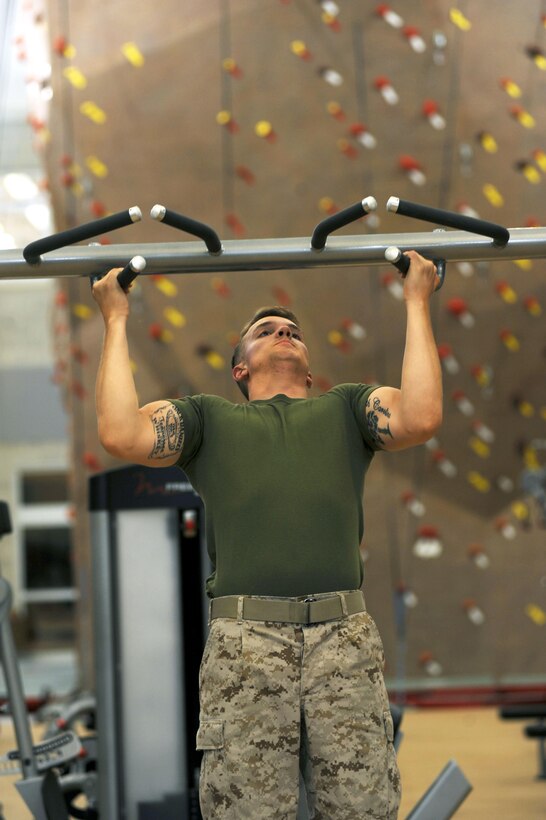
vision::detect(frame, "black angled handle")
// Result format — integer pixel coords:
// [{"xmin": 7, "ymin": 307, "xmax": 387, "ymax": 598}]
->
[
  {"xmin": 150, "ymin": 204, "xmax": 222, "ymax": 254},
  {"xmin": 311, "ymin": 196, "xmax": 378, "ymax": 250},
  {"xmin": 23, "ymin": 207, "xmax": 142, "ymax": 264},
  {"xmin": 387, "ymin": 197, "xmax": 509, "ymax": 248}
]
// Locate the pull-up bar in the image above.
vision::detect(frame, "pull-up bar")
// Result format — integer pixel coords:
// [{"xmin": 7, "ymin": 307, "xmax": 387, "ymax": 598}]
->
[
  {"xmin": 0, "ymin": 197, "xmax": 543, "ymax": 281},
  {"xmin": 2, "ymin": 228, "xmax": 545, "ymax": 280}
]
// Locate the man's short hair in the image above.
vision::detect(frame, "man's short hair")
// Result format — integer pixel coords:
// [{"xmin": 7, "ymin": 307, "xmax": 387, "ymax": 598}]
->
[{"xmin": 231, "ymin": 306, "xmax": 301, "ymax": 400}]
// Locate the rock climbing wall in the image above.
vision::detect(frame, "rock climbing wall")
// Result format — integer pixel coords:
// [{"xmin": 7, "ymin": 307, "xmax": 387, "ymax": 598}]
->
[{"xmin": 19, "ymin": 0, "xmax": 546, "ymax": 688}]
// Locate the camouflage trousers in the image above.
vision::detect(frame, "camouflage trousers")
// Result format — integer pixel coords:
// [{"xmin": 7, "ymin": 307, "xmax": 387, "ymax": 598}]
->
[{"xmin": 196, "ymin": 591, "xmax": 401, "ymax": 819}]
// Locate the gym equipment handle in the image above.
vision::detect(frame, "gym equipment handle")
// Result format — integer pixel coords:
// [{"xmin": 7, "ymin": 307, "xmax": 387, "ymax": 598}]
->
[
  {"xmin": 385, "ymin": 246, "xmax": 446, "ymax": 291},
  {"xmin": 1, "ymin": 729, "xmax": 83, "ymax": 773},
  {"xmin": 385, "ymin": 246, "xmax": 410, "ymax": 275},
  {"xmin": 23, "ymin": 207, "xmax": 142, "ymax": 264},
  {"xmin": 387, "ymin": 197, "xmax": 510, "ymax": 248},
  {"xmin": 117, "ymin": 255, "xmax": 146, "ymax": 289},
  {"xmin": 151, "ymin": 204, "xmax": 222, "ymax": 254},
  {"xmin": 311, "ymin": 196, "xmax": 377, "ymax": 251},
  {"xmin": 89, "ymin": 255, "xmax": 146, "ymax": 290}
]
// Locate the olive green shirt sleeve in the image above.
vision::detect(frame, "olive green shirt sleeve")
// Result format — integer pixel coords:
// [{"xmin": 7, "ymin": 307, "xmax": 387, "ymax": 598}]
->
[
  {"xmin": 329, "ymin": 383, "xmax": 382, "ymax": 452},
  {"xmin": 169, "ymin": 395, "xmax": 205, "ymax": 468}
]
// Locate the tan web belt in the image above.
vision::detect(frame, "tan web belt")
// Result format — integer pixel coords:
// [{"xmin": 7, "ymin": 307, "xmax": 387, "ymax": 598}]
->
[{"xmin": 209, "ymin": 590, "xmax": 366, "ymax": 625}]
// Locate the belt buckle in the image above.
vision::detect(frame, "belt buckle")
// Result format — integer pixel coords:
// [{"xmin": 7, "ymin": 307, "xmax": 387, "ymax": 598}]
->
[
  {"xmin": 338, "ymin": 592, "xmax": 349, "ymax": 618},
  {"xmin": 303, "ymin": 596, "xmax": 316, "ymax": 625}
]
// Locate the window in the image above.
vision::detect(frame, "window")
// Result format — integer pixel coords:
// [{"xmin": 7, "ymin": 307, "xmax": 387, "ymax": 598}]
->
[
  {"xmin": 24, "ymin": 526, "xmax": 73, "ymax": 591},
  {"xmin": 17, "ymin": 469, "xmax": 77, "ymax": 649},
  {"xmin": 21, "ymin": 472, "xmax": 69, "ymax": 504}
]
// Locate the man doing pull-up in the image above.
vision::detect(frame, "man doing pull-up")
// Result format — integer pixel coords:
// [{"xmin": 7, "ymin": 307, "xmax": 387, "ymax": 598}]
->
[{"xmin": 92, "ymin": 250, "xmax": 442, "ymax": 819}]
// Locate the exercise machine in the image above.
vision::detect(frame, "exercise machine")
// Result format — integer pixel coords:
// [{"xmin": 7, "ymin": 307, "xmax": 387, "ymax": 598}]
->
[
  {"xmin": 89, "ymin": 464, "xmax": 210, "ymax": 820},
  {"xmin": 0, "ymin": 500, "xmax": 97, "ymax": 819}
]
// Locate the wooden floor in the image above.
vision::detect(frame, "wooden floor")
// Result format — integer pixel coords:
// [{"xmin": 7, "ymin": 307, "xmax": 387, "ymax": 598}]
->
[
  {"xmin": 397, "ymin": 707, "xmax": 545, "ymax": 819},
  {"xmin": 1, "ymin": 707, "xmax": 544, "ymax": 818}
]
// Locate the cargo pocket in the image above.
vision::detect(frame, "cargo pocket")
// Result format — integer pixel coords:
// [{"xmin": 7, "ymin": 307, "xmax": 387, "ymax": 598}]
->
[
  {"xmin": 383, "ymin": 710, "xmax": 401, "ymax": 819},
  {"xmin": 197, "ymin": 720, "xmax": 225, "ymax": 818},
  {"xmin": 196, "ymin": 719, "xmax": 224, "ymax": 751},
  {"xmin": 383, "ymin": 710, "xmax": 394, "ymax": 744}
]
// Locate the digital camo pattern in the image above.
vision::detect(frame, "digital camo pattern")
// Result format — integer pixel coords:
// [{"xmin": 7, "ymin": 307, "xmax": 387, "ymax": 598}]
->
[{"xmin": 196, "ymin": 600, "xmax": 401, "ymax": 819}]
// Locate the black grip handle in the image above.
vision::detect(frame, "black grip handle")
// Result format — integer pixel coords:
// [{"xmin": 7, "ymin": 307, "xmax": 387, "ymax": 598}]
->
[
  {"xmin": 311, "ymin": 196, "xmax": 377, "ymax": 250},
  {"xmin": 23, "ymin": 207, "xmax": 142, "ymax": 264},
  {"xmin": 385, "ymin": 247, "xmax": 446, "ymax": 292},
  {"xmin": 117, "ymin": 255, "xmax": 146, "ymax": 289},
  {"xmin": 385, "ymin": 246, "xmax": 410, "ymax": 275},
  {"xmin": 89, "ymin": 256, "xmax": 146, "ymax": 290},
  {"xmin": 387, "ymin": 197, "xmax": 509, "ymax": 248},
  {"xmin": 150, "ymin": 205, "xmax": 222, "ymax": 254}
]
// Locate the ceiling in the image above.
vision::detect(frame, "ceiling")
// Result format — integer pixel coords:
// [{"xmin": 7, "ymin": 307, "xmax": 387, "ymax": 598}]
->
[{"xmin": 5, "ymin": 0, "xmax": 546, "ymax": 524}]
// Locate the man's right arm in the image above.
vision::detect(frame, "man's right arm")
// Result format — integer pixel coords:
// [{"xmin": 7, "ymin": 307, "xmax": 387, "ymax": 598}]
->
[{"xmin": 93, "ymin": 268, "xmax": 184, "ymax": 468}]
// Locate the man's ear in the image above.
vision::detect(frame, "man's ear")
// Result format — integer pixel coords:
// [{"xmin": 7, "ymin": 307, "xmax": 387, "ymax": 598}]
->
[
  {"xmin": 232, "ymin": 362, "xmax": 249, "ymax": 385},
  {"xmin": 306, "ymin": 371, "xmax": 313, "ymax": 389}
]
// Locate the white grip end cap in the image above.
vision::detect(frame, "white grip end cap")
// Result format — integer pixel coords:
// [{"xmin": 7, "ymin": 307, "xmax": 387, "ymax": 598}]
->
[
  {"xmin": 386, "ymin": 197, "xmax": 400, "ymax": 213},
  {"xmin": 131, "ymin": 255, "xmax": 147, "ymax": 272},
  {"xmin": 385, "ymin": 246, "xmax": 401, "ymax": 262},
  {"xmin": 150, "ymin": 204, "xmax": 166, "ymax": 221},
  {"xmin": 129, "ymin": 206, "xmax": 142, "ymax": 222},
  {"xmin": 362, "ymin": 196, "xmax": 378, "ymax": 212}
]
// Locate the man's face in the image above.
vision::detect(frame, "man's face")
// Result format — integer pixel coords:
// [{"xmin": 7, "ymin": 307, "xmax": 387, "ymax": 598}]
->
[{"xmin": 236, "ymin": 315, "xmax": 311, "ymax": 384}]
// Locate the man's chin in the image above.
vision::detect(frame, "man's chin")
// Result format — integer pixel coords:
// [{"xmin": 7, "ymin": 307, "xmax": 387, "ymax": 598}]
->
[{"xmin": 271, "ymin": 350, "xmax": 301, "ymax": 364}]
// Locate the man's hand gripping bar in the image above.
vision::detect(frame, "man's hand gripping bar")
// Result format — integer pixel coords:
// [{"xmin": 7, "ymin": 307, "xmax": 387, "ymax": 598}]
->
[
  {"xmin": 89, "ymin": 255, "xmax": 147, "ymax": 290},
  {"xmin": 385, "ymin": 247, "xmax": 446, "ymax": 291}
]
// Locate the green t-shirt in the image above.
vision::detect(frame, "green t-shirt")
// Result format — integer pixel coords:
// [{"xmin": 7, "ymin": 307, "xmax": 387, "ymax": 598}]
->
[{"xmin": 172, "ymin": 383, "xmax": 379, "ymax": 598}]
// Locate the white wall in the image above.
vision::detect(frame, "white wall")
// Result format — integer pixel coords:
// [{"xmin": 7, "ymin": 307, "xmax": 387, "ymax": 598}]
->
[
  {"xmin": 0, "ymin": 279, "xmax": 58, "ymax": 368},
  {"xmin": 0, "ymin": 279, "xmax": 69, "ymax": 605}
]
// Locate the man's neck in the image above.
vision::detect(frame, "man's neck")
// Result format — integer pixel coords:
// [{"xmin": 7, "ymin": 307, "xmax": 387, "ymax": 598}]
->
[{"xmin": 248, "ymin": 376, "xmax": 309, "ymax": 401}]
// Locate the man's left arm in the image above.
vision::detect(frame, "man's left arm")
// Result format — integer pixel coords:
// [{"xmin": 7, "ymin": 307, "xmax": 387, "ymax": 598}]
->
[{"xmin": 365, "ymin": 251, "xmax": 443, "ymax": 452}]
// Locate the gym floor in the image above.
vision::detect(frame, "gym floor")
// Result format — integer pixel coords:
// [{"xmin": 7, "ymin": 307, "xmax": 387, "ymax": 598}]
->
[
  {"xmin": 397, "ymin": 707, "xmax": 545, "ymax": 818},
  {"xmin": 1, "ymin": 707, "xmax": 544, "ymax": 819}
]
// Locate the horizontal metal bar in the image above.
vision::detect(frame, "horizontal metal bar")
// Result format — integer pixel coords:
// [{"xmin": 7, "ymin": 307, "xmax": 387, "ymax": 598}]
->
[
  {"xmin": 21, "ymin": 588, "xmax": 80, "ymax": 604},
  {"xmin": 1, "ymin": 227, "xmax": 545, "ymax": 280}
]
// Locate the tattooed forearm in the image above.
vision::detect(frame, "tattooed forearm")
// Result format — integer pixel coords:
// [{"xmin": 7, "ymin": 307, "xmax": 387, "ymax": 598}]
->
[
  {"xmin": 366, "ymin": 396, "xmax": 393, "ymax": 448},
  {"xmin": 148, "ymin": 404, "xmax": 185, "ymax": 459}
]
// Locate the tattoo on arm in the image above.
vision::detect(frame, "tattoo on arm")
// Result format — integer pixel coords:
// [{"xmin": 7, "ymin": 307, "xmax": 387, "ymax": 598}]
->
[
  {"xmin": 148, "ymin": 404, "xmax": 185, "ymax": 459},
  {"xmin": 366, "ymin": 396, "xmax": 394, "ymax": 448}
]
